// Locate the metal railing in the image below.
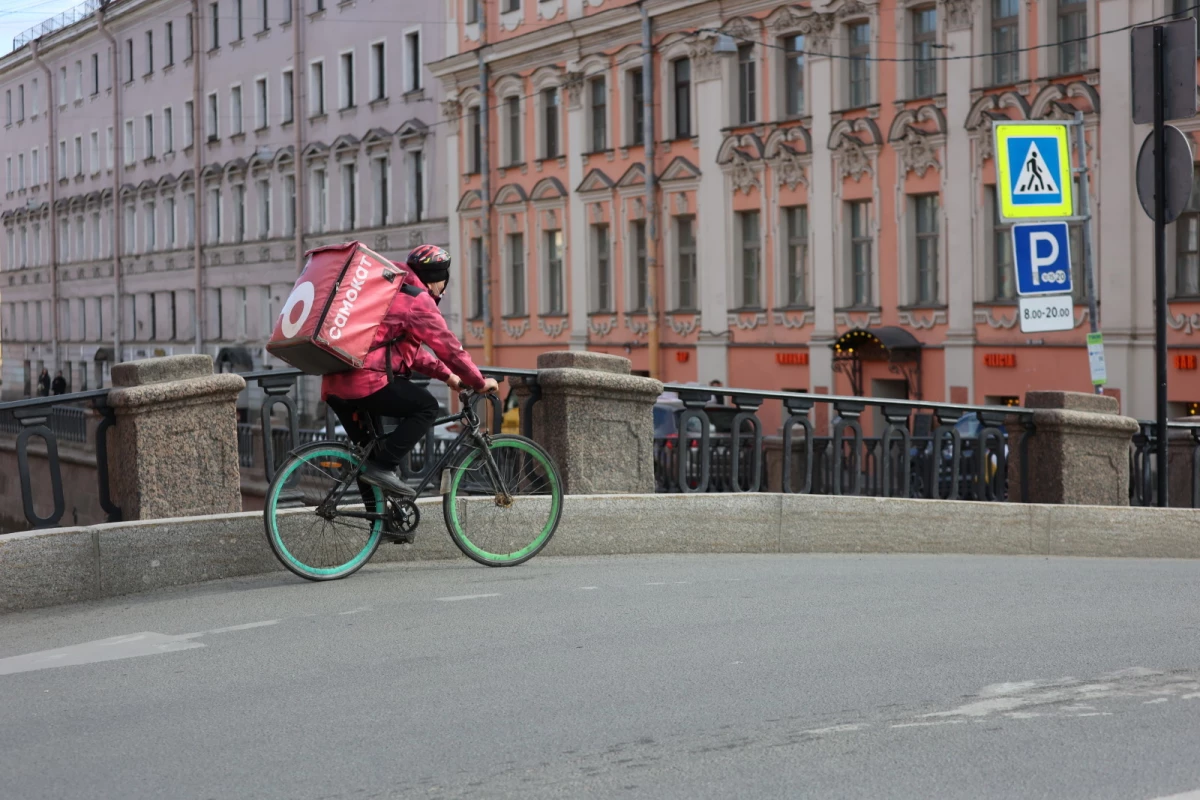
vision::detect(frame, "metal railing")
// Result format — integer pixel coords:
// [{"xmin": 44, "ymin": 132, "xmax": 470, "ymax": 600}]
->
[
  {"xmin": 653, "ymin": 385, "xmax": 1031, "ymax": 501},
  {"xmin": 13, "ymin": 0, "xmax": 101, "ymax": 51},
  {"xmin": 1130, "ymin": 420, "xmax": 1200, "ymax": 507}
]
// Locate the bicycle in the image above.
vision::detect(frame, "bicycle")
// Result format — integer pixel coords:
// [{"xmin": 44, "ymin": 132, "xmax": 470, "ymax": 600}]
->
[{"xmin": 263, "ymin": 388, "xmax": 564, "ymax": 581}]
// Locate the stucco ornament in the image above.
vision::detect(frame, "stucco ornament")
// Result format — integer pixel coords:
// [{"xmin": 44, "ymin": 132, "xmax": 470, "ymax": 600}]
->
[
  {"xmin": 538, "ymin": 317, "xmax": 569, "ymax": 338},
  {"xmin": 563, "ymin": 71, "xmax": 585, "ymax": 110},
  {"xmin": 895, "ymin": 127, "xmax": 940, "ymax": 177},
  {"xmin": 836, "ymin": 135, "xmax": 873, "ymax": 181},
  {"xmin": 688, "ymin": 37, "xmax": 724, "ymax": 83},
  {"xmin": 440, "ymin": 99, "xmax": 462, "ymax": 121},
  {"xmin": 940, "ymin": 0, "xmax": 976, "ymax": 31},
  {"xmin": 772, "ymin": 149, "xmax": 808, "ymax": 190},
  {"xmin": 729, "ymin": 158, "xmax": 760, "ymax": 195}
]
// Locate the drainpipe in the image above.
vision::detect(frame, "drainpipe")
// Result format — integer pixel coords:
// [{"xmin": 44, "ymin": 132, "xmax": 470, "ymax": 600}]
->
[
  {"xmin": 192, "ymin": 0, "xmax": 204, "ymax": 353},
  {"xmin": 641, "ymin": 3, "xmax": 659, "ymax": 379},
  {"xmin": 478, "ymin": 3, "xmax": 493, "ymax": 365},
  {"xmin": 293, "ymin": 0, "xmax": 305, "ymax": 274},
  {"xmin": 97, "ymin": 5, "xmax": 122, "ymax": 367},
  {"xmin": 30, "ymin": 39, "xmax": 60, "ymax": 376}
]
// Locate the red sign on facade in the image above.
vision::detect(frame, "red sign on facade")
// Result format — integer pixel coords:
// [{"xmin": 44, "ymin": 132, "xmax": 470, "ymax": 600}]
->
[
  {"xmin": 1176, "ymin": 354, "xmax": 1197, "ymax": 370},
  {"xmin": 775, "ymin": 352, "xmax": 809, "ymax": 366},
  {"xmin": 983, "ymin": 353, "xmax": 1017, "ymax": 368}
]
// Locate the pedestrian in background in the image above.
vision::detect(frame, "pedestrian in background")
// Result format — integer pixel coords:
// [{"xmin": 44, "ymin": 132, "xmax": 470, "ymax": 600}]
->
[
  {"xmin": 37, "ymin": 368, "xmax": 51, "ymax": 397},
  {"xmin": 51, "ymin": 371, "xmax": 67, "ymax": 396}
]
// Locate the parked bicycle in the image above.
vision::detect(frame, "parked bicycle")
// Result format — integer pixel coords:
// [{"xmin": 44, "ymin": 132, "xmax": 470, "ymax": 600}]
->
[{"xmin": 263, "ymin": 389, "xmax": 564, "ymax": 580}]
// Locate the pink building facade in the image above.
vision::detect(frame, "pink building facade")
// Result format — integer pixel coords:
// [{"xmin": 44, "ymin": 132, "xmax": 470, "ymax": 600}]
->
[
  {"xmin": 0, "ymin": 0, "xmax": 452, "ymax": 410},
  {"xmin": 431, "ymin": 0, "xmax": 1200, "ymax": 422}
]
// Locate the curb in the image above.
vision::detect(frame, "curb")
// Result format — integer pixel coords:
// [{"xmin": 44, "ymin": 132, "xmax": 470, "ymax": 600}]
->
[{"xmin": 3, "ymin": 493, "xmax": 1200, "ymax": 614}]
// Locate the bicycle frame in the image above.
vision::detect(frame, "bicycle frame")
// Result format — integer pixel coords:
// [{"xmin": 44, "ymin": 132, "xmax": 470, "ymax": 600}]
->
[{"xmin": 317, "ymin": 394, "xmax": 509, "ymax": 523}]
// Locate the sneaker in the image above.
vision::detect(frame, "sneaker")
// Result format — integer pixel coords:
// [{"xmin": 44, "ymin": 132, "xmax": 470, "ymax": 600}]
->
[{"xmin": 360, "ymin": 461, "xmax": 416, "ymax": 498}]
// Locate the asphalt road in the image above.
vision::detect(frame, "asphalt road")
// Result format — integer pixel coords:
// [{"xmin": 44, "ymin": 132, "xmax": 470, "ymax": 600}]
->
[{"xmin": 3, "ymin": 554, "xmax": 1200, "ymax": 800}]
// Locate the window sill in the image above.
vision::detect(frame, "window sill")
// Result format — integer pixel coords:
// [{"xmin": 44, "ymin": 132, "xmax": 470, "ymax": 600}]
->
[
  {"xmin": 501, "ymin": 314, "xmax": 530, "ymax": 321},
  {"xmin": 729, "ymin": 306, "xmax": 767, "ymax": 314},
  {"xmin": 282, "ymin": 20, "xmax": 293, "ymax": 29},
  {"xmin": 979, "ymin": 299, "xmax": 1018, "ymax": 307},
  {"xmin": 231, "ymin": 38, "xmax": 246, "ymax": 50},
  {"xmin": 254, "ymin": 125, "xmax": 269, "ymax": 134},
  {"xmin": 143, "ymin": 157, "xmax": 158, "ymax": 166},
  {"xmin": 207, "ymin": 48, "xmax": 220, "ymax": 56},
  {"xmin": 309, "ymin": 113, "xmax": 328, "ymax": 122},
  {"xmin": 281, "ymin": 119, "xmax": 294, "ymax": 128},
  {"xmin": 777, "ymin": 305, "xmax": 814, "ymax": 313},
  {"xmin": 502, "ymin": 161, "xmax": 526, "ymax": 169},
  {"xmin": 833, "ymin": 103, "xmax": 880, "ymax": 115},
  {"xmin": 369, "ymin": 96, "xmax": 390, "ymax": 110},
  {"xmin": 898, "ymin": 303, "xmax": 947, "ymax": 312},
  {"xmin": 581, "ymin": 150, "xmax": 612, "ymax": 158},
  {"xmin": 308, "ymin": 9, "xmax": 327, "ymax": 21},
  {"xmin": 338, "ymin": 106, "xmax": 358, "ymax": 119},
  {"xmin": 670, "ymin": 308, "xmax": 700, "ymax": 315},
  {"xmin": 541, "ymin": 312, "xmax": 568, "ymax": 319},
  {"xmin": 403, "ymin": 88, "xmax": 426, "ymax": 102},
  {"xmin": 835, "ymin": 305, "xmax": 882, "ymax": 313},
  {"xmin": 230, "ymin": 132, "xmax": 246, "ymax": 143},
  {"xmin": 255, "ymin": 28, "xmax": 271, "ymax": 40},
  {"xmin": 164, "ymin": 64, "xmax": 175, "ymax": 74}
]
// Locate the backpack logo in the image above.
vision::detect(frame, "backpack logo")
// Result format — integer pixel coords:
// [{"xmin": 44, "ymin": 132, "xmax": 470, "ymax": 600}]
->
[{"xmin": 279, "ymin": 281, "xmax": 316, "ymax": 338}]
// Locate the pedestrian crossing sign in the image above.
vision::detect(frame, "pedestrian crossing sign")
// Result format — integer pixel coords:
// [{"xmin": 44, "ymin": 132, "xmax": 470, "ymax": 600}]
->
[{"xmin": 994, "ymin": 122, "xmax": 1074, "ymax": 220}]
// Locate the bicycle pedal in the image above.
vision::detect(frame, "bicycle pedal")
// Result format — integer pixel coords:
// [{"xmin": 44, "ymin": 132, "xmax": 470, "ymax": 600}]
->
[{"xmin": 382, "ymin": 531, "xmax": 415, "ymax": 545}]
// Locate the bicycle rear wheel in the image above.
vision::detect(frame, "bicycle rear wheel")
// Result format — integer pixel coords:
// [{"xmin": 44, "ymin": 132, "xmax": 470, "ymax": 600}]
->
[
  {"xmin": 442, "ymin": 435, "xmax": 563, "ymax": 567},
  {"xmin": 265, "ymin": 444, "xmax": 383, "ymax": 581}
]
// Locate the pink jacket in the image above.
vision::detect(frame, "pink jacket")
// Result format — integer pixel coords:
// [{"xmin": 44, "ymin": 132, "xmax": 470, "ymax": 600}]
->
[{"xmin": 321, "ymin": 269, "xmax": 486, "ymax": 401}]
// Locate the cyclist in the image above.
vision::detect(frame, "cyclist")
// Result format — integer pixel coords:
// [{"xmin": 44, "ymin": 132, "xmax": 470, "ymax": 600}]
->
[{"xmin": 322, "ymin": 244, "xmax": 498, "ymax": 498}]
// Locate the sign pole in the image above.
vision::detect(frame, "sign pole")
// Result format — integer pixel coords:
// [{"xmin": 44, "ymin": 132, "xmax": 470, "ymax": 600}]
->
[
  {"xmin": 1153, "ymin": 24, "xmax": 1170, "ymax": 507},
  {"xmin": 1072, "ymin": 111, "xmax": 1103, "ymax": 394}
]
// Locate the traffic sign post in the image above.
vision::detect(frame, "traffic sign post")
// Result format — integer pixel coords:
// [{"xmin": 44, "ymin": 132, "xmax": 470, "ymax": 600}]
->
[
  {"xmin": 1018, "ymin": 295, "xmax": 1075, "ymax": 333},
  {"xmin": 1131, "ymin": 18, "xmax": 1198, "ymax": 506},
  {"xmin": 994, "ymin": 122, "xmax": 1075, "ymax": 220}
]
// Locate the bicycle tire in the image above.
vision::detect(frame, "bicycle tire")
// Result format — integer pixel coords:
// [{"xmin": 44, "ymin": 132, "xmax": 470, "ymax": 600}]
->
[
  {"xmin": 264, "ymin": 443, "xmax": 384, "ymax": 581},
  {"xmin": 442, "ymin": 434, "xmax": 564, "ymax": 567}
]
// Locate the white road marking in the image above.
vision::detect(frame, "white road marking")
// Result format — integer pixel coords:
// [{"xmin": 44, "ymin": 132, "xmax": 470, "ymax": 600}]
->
[
  {"xmin": 1144, "ymin": 698, "xmax": 1170, "ymax": 704},
  {"xmin": 578, "ymin": 586, "xmax": 598, "ymax": 591},
  {"xmin": 205, "ymin": 620, "xmax": 280, "ymax": 635},
  {"xmin": 1147, "ymin": 791, "xmax": 1200, "ymax": 800},
  {"xmin": 337, "ymin": 607, "xmax": 372, "ymax": 615},
  {"xmin": 802, "ymin": 724, "xmax": 867, "ymax": 735},
  {"xmin": 436, "ymin": 593, "xmax": 501, "ymax": 602},
  {"xmin": 645, "ymin": 582, "xmax": 667, "ymax": 586},
  {"xmin": 1183, "ymin": 693, "xmax": 1200, "ymax": 700},
  {"xmin": 891, "ymin": 720, "xmax": 967, "ymax": 729}
]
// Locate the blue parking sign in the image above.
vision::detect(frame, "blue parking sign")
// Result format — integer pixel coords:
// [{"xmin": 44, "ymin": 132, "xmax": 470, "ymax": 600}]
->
[{"xmin": 1012, "ymin": 222, "xmax": 1073, "ymax": 297}]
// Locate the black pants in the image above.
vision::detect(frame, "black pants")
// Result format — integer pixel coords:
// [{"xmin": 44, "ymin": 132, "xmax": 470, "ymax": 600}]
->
[{"xmin": 327, "ymin": 378, "xmax": 439, "ymax": 468}]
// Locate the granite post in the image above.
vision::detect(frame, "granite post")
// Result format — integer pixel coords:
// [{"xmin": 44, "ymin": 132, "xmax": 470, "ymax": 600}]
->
[
  {"xmin": 107, "ymin": 354, "xmax": 247, "ymax": 520},
  {"xmin": 533, "ymin": 352, "xmax": 663, "ymax": 494},
  {"xmin": 1008, "ymin": 391, "xmax": 1139, "ymax": 506}
]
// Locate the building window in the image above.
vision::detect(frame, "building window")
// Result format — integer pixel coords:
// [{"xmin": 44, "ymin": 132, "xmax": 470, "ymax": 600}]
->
[
  {"xmin": 91, "ymin": 53, "xmax": 100, "ymax": 94},
  {"xmin": 508, "ymin": 233, "xmax": 526, "ymax": 316},
  {"xmin": 233, "ymin": 184, "xmax": 246, "ymax": 242},
  {"xmin": 145, "ymin": 201, "xmax": 157, "ymax": 250},
  {"xmin": 593, "ymin": 224, "xmax": 612, "ymax": 312},
  {"xmin": 784, "ymin": 206, "xmax": 808, "ymax": 306},
  {"xmin": 783, "ymin": 35, "xmax": 805, "ymax": 117},
  {"xmin": 848, "ymin": 200, "xmax": 873, "ymax": 306},
  {"xmin": 210, "ymin": 2, "xmax": 220, "ymax": 49},
  {"xmin": 313, "ymin": 167, "xmax": 327, "ymax": 232},
  {"xmin": 341, "ymin": 163, "xmax": 357, "ymax": 229},
  {"xmin": 124, "ymin": 119, "xmax": 135, "ymax": 165},
  {"xmin": 676, "ymin": 215, "xmax": 697, "ymax": 310},
  {"xmin": 255, "ymin": 77, "xmax": 267, "ymax": 129},
  {"xmin": 260, "ymin": 0, "xmax": 269, "ymax": 31},
  {"xmin": 737, "ymin": 44, "xmax": 757, "ymax": 124},
  {"xmin": 992, "ymin": 0, "xmax": 1019, "ymax": 85},
  {"xmin": 106, "ymin": 126, "xmax": 114, "ymax": 168},
  {"xmin": 632, "ymin": 220, "xmax": 648, "ymax": 311},
  {"xmin": 405, "ymin": 31, "xmax": 422, "ymax": 93},
  {"xmin": 283, "ymin": 174, "xmax": 296, "ymax": 235},
  {"xmin": 230, "ymin": 85, "xmax": 243, "ymax": 135},
  {"xmin": 184, "ymin": 101, "xmax": 194, "ymax": 147},
  {"xmin": 257, "ymin": 178, "xmax": 271, "ymax": 239},
  {"xmin": 59, "ymin": 67, "xmax": 67, "ymax": 107},
  {"xmin": 163, "ymin": 107, "xmax": 173, "ymax": 153},
  {"xmin": 589, "ymin": 78, "xmax": 607, "ymax": 152},
  {"xmin": 847, "ymin": 22, "xmax": 871, "ymax": 107},
  {"xmin": 144, "ymin": 114, "xmax": 155, "ymax": 158},
  {"xmin": 370, "ymin": 41, "xmax": 386, "ymax": 101},
  {"xmin": 310, "ymin": 61, "xmax": 325, "ymax": 116},
  {"xmin": 17, "ymin": 84, "xmax": 24, "ymax": 121},
  {"xmin": 468, "ymin": 106, "xmax": 481, "ymax": 173},
  {"xmin": 185, "ymin": 192, "xmax": 196, "ymax": 246},
  {"xmin": 672, "ymin": 59, "xmax": 692, "ymax": 138},
  {"xmin": 372, "ymin": 156, "xmax": 389, "ymax": 225},
  {"xmin": 126, "ymin": 39, "xmax": 134, "ymax": 82},
  {"xmin": 90, "ymin": 131, "xmax": 100, "ymax": 173},
  {"xmin": 145, "ymin": 30, "xmax": 154, "ymax": 74},
  {"xmin": 166, "ymin": 196, "xmax": 177, "ymax": 248},
  {"xmin": 506, "ymin": 96, "xmax": 522, "ymax": 164},
  {"xmin": 913, "ymin": 194, "xmax": 940, "ymax": 304},
  {"xmin": 75, "ymin": 60, "xmax": 83, "ymax": 99},
  {"xmin": 545, "ymin": 230, "xmax": 565, "ymax": 314},
  {"xmin": 542, "ymin": 88, "xmax": 560, "ymax": 159},
  {"xmin": 74, "ymin": 136, "xmax": 83, "ymax": 176},
  {"xmin": 1058, "ymin": 0, "xmax": 1088, "ymax": 74},
  {"xmin": 911, "ymin": 7, "xmax": 937, "ymax": 97},
  {"xmin": 737, "ymin": 211, "xmax": 761, "ymax": 308},
  {"xmin": 409, "ymin": 151, "xmax": 424, "ymax": 222},
  {"xmin": 466, "ymin": 0, "xmax": 480, "ymax": 25},
  {"xmin": 503, "ymin": 0, "xmax": 520, "ymax": 12},
  {"xmin": 339, "ymin": 51, "xmax": 355, "ymax": 109},
  {"xmin": 206, "ymin": 92, "xmax": 219, "ymax": 139},
  {"xmin": 629, "ymin": 68, "xmax": 644, "ymax": 145},
  {"xmin": 5, "ymin": 89, "xmax": 10, "ymax": 125},
  {"xmin": 235, "ymin": 0, "xmax": 244, "ymax": 39},
  {"xmin": 282, "ymin": 70, "xmax": 294, "ymax": 123},
  {"xmin": 991, "ymin": 187, "xmax": 1015, "ymax": 300},
  {"xmin": 283, "ymin": 0, "xmax": 292, "ymax": 24},
  {"xmin": 1177, "ymin": 168, "xmax": 1200, "ymax": 296},
  {"xmin": 469, "ymin": 237, "xmax": 484, "ymax": 319}
]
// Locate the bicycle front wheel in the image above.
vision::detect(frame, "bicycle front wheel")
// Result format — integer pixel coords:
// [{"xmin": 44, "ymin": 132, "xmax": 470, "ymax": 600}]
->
[
  {"xmin": 442, "ymin": 435, "xmax": 563, "ymax": 567},
  {"xmin": 265, "ymin": 444, "xmax": 384, "ymax": 581}
]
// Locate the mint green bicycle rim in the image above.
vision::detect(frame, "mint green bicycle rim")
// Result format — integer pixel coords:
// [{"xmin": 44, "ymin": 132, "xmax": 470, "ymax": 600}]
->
[
  {"xmin": 267, "ymin": 447, "xmax": 383, "ymax": 577},
  {"xmin": 446, "ymin": 438, "xmax": 561, "ymax": 562}
]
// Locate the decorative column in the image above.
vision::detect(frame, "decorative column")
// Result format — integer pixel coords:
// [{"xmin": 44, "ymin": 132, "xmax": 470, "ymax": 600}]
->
[
  {"xmin": 533, "ymin": 351, "xmax": 664, "ymax": 493},
  {"xmin": 691, "ymin": 37, "xmax": 730, "ymax": 382},
  {"xmin": 941, "ymin": 0, "xmax": 978, "ymax": 402},
  {"xmin": 443, "ymin": 98, "xmax": 465, "ymax": 338},
  {"xmin": 565, "ymin": 71, "xmax": 590, "ymax": 351},
  {"xmin": 107, "ymin": 354, "xmax": 246, "ymax": 520},
  {"xmin": 806, "ymin": 16, "xmax": 837, "ymax": 393}
]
